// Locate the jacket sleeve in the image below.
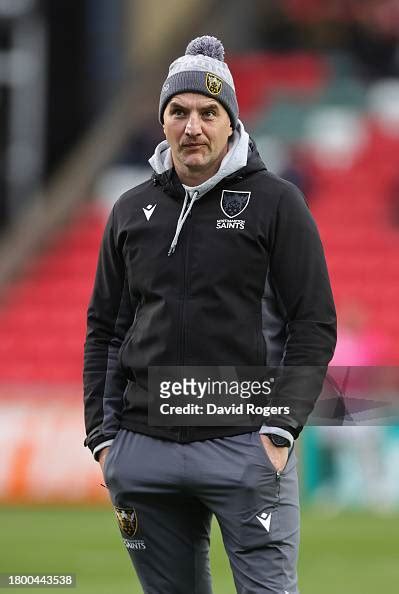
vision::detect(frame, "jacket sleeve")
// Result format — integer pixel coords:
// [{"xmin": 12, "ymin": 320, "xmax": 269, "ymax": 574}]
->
[
  {"xmin": 83, "ymin": 205, "xmax": 136, "ymax": 455},
  {"xmin": 265, "ymin": 183, "xmax": 337, "ymax": 438}
]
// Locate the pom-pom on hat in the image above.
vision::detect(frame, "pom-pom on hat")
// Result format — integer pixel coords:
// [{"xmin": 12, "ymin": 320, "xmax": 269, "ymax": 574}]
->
[{"xmin": 159, "ymin": 35, "xmax": 239, "ymax": 128}]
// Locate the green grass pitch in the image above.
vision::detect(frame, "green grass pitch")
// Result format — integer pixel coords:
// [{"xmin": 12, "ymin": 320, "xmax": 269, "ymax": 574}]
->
[{"xmin": 1, "ymin": 506, "xmax": 398, "ymax": 593}]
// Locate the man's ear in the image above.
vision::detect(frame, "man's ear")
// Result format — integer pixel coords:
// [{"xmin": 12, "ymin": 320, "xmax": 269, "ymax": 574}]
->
[{"xmin": 228, "ymin": 124, "xmax": 233, "ymax": 137}]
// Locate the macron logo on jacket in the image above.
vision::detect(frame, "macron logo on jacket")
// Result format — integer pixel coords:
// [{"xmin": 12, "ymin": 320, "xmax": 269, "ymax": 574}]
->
[{"xmin": 143, "ymin": 204, "xmax": 157, "ymax": 221}]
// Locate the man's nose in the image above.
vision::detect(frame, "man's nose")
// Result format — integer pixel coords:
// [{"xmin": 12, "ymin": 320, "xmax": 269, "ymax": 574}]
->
[{"xmin": 185, "ymin": 113, "xmax": 202, "ymax": 136}]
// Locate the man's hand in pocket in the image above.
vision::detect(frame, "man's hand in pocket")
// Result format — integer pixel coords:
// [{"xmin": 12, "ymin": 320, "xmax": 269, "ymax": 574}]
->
[
  {"xmin": 260, "ymin": 435, "xmax": 289, "ymax": 473},
  {"xmin": 98, "ymin": 447, "xmax": 110, "ymax": 475}
]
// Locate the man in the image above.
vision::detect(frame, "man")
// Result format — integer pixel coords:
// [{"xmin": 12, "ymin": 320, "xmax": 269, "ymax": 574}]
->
[{"xmin": 83, "ymin": 35, "xmax": 336, "ymax": 594}]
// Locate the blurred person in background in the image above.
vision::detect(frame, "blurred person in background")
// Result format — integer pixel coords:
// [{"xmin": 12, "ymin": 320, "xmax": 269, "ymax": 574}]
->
[
  {"xmin": 346, "ymin": 0, "xmax": 399, "ymax": 80},
  {"xmin": 83, "ymin": 35, "xmax": 336, "ymax": 594},
  {"xmin": 253, "ymin": 0, "xmax": 399, "ymax": 80},
  {"xmin": 280, "ymin": 147, "xmax": 314, "ymax": 200}
]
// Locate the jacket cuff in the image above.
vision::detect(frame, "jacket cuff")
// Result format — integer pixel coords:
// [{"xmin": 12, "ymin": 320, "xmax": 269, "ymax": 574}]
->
[
  {"xmin": 84, "ymin": 430, "xmax": 118, "ymax": 456},
  {"xmin": 93, "ymin": 440, "xmax": 114, "ymax": 461}
]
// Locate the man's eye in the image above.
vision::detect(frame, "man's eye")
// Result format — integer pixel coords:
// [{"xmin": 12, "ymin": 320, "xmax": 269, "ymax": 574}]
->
[
  {"xmin": 172, "ymin": 109, "xmax": 185, "ymax": 117},
  {"xmin": 204, "ymin": 111, "xmax": 216, "ymax": 117}
]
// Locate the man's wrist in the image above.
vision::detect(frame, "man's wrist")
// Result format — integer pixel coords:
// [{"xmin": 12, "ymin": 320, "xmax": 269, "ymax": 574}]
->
[
  {"xmin": 266, "ymin": 434, "xmax": 290, "ymax": 448},
  {"xmin": 259, "ymin": 426, "xmax": 294, "ymax": 448}
]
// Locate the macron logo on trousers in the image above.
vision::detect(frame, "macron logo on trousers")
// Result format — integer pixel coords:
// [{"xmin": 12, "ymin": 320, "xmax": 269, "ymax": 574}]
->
[{"xmin": 256, "ymin": 511, "xmax": 272, "ymax": 532}]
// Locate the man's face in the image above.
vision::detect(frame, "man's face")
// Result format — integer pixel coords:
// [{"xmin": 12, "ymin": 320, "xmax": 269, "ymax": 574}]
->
[{"xmin": 163, "ymin": 93, "xmax": 233, "ymax": 181}]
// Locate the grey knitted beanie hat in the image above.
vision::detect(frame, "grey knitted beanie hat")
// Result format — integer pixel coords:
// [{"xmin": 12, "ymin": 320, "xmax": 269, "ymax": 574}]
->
[{"xmin": 159, "ymin": 35, "xmax": 239, "ymax": 128}]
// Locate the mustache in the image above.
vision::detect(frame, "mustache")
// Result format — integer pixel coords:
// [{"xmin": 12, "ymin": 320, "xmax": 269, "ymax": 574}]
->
[{"xmin": 181, "ymin": 141, "xmax": 208, "ymax": 147}]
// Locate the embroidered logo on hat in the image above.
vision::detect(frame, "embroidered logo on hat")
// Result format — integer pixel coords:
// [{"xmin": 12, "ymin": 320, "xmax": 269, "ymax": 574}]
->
[{"xmin": 206, "ymin": 72, "xmax": 222, "ymax": 95}]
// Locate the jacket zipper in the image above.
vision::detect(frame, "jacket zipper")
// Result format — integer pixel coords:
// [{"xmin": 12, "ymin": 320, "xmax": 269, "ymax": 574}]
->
[{"xmin": 178, "ymin": 199, "xmax": 193, "ymax": 442}]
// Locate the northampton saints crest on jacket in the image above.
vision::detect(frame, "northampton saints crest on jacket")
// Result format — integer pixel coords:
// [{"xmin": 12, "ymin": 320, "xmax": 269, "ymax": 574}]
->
[
  {"xmin": 206, "ymin": 72, "xmax": 222, "ymax": 95},
  {"xmin": 220, "ymin": 190, "xmax": 251, "ymax": 218},
  {"xmin": 114, "ymin": 506, "xmax": 138, "ymax": 537}
]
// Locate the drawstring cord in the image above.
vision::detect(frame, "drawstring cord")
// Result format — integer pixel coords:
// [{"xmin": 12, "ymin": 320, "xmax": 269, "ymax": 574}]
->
[{"xmin": 168, "ymin": 190, "xmax": 199, "ymax": 256}]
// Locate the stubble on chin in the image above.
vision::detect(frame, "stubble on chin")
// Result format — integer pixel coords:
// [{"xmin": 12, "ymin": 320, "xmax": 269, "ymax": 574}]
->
[{"xmin": 179, "ymin": 147, "xmax": 209, "ymax": 167}]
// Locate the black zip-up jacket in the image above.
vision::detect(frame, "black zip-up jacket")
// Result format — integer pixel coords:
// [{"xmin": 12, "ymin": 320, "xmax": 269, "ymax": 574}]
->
[{"xmin": 83, "ymin": 144, "xmax": 336, "ymax": 455}]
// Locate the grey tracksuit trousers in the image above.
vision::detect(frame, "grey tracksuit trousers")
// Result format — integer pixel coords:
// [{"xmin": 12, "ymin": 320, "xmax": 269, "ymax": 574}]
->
[{"xmin": 104, "ymin": 429, "xmax": 300, "ymax": 594}]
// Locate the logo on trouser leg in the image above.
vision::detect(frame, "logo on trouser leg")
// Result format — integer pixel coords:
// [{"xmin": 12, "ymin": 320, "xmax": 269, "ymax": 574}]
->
[
  {"xmin": 114, "ymin": 506, "xmax": 138, "ymax": 537},
  {"xmin": 256, "ymin": 511, "xmax": 272, "ymax": 533},
  {"xmin": 113, "ymin": 506, "xmax": 146, "ymax": 551}
]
